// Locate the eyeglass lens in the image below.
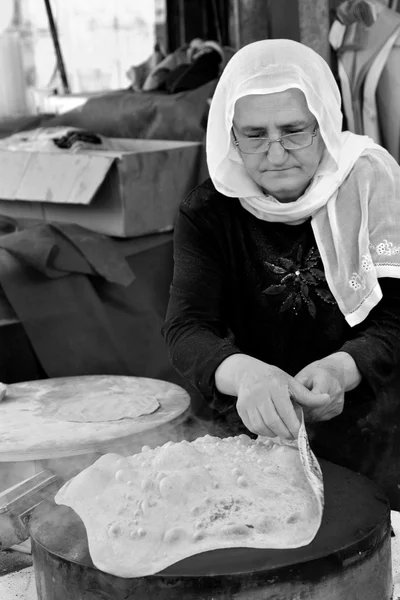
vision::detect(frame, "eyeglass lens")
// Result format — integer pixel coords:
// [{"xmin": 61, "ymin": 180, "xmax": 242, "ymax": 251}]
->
[{"xmin": 237, "ymin": 132, "xmax": 314, "ymax": 154}]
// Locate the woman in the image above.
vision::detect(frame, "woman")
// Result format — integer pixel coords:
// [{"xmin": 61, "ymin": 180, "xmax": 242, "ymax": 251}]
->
[{"xmin": 163, "ymin": 39, "xmax": 400, "ymax": 505}]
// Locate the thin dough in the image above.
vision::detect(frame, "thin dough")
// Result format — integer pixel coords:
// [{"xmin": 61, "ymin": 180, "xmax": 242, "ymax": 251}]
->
[
  {"xmin": 54, "ymin": 395, "xmax": 160, "ymax": 423},
  {"xmin": 34, "ymin": 377, "xmax": 161, "ymax": 423},
  {"xmin": 55, "ymin": 428, "xmax": 324, "ymax": 578}
]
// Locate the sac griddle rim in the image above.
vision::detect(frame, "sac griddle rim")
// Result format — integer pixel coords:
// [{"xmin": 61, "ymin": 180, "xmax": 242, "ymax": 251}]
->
[
  {"xmin": 29, "ymin": 460, "xmax": 391, "ymax": 581},
  {"xmin": 31, "ymin": 515, "xmax": 390, "ymax": 583}
]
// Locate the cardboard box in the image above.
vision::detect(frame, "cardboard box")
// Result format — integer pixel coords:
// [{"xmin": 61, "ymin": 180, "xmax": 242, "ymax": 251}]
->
[{"xmin": 0, "ymin": 138, "xmax": 206, "ymax": 237}]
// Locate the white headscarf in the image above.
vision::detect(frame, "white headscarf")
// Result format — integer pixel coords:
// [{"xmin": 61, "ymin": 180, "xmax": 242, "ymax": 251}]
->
[{"xmin": 206, "ymin": 39, "xmax": 400, "ymax": 326}]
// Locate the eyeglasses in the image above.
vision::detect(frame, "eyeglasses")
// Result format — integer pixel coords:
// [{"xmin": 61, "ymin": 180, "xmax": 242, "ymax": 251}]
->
[{"xmin": 232, "ymin": 122, "xmax": 319, "ymax": 154}]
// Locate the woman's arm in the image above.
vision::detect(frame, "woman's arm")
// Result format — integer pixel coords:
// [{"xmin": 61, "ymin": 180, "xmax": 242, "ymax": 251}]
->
[
  {"xmin": 340, "ymin": 277, "xmax": 400, "ymax": 394},
  {"xmin": 295, "ymin": 278, "xmax": 400, "ymax": 422},
  {"xmin": 162, "ymin": 193, "xmax": 241, "ymax": 411}
]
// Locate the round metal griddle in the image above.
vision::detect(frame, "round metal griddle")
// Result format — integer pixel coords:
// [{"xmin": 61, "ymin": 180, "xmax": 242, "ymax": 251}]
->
[
  {"xmin": 0, "ymin": 376, "xmax": 190, "ymax": 460},
  {"xmin": 0, "ymin": 375, "xmax": 191, "ymax": 494},
  {"xmin": 30, "ymin": 460, "xmax": 392, "ymax": 600}
]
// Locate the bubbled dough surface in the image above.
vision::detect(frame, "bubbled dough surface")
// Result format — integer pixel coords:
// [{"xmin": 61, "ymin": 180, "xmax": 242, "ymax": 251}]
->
[
  {"xmin": 0, "ymin": 376, "xmax": 190, "ymax": 459},
  {"xmin": 55, "ymin": 434, "xmax": 322, "ymax": 578}
]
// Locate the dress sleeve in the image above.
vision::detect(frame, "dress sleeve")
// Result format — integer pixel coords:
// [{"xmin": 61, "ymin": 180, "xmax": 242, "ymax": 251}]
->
[
  {"xmin": 162, "ymin": 195, "xmax": 241, "ymax": 411},
  {"xmin": 340, "ymin": 278, "xmax": 400, "ymax": 394}
]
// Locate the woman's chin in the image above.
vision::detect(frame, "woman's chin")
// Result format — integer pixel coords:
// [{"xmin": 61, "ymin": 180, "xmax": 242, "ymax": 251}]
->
[
  {"xmin": 261, "ymin": 186, "xmax": 304, "ymax": 203},
  {"xmin": 260, "ymin": 178, "xmax": 309, "ymax": 203}
]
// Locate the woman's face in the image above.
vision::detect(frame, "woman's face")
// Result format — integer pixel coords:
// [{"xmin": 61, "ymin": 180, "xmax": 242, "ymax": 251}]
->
[{"xmin": 233, "ymin": 89, "xmax": 325, "ymax": 203}]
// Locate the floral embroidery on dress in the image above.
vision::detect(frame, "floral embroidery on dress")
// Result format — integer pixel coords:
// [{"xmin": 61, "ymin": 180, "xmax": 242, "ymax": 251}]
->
[
  {"xmin": 262, "ymin": 245, "xmax": 335, "ymax": 318},
  {"xmin": 361, "ymin": 253, "xmax": 374, "ymax": 272},
  {"xmin": 349, "ymin": 272, "xmax": 366, "ymax": 291},
  {"xmin": 370, "ymin": 239, "xmax": 400, "ymax": 256},
  {"xmin": 348, "ymin": 241, "xmax": 400, "ymax": 291}
]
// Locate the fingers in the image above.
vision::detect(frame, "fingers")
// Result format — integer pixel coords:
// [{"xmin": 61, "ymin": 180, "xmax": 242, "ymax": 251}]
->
[
  {"xmin": 294, "ymin": 365, "xmax": 315, "ymax": 390},
  {"xmin": 310, "ymin": 401, "xmax": 343, "ymax": 422},
  {"xmin": 291, "ymin": 378, "xmax": 330, "ymax": 407},
  {"xmin": 238, "ymin": 406, "xmax": 275, "ymax": 437},
  {"xmin": 238, "ymin": 403, "xmax": 292, "ymax": 439},
  {"xmin": 251, "ymin": 409, "xmax": 277, "ymax": 437},
  {"xmin": 237, "ymin": 384, "xmax": 301, "ymax": 439},
  {"xmin": 273, "ymin": 387, "xmax": 301, "ymax": 439},
  {"xmin": 257, "ymin": 405, "xmax": 293, "ymax": 439},
  {"xmin": 292, "ymin": 401, "xmax": 303, "ymax": 422},
  {"xmin": 294, "ymin": 372, "xmax": 310, "ymax": 388},
  {"xmin": 295, "ymin": 367, "xmax": 329, "ymax": 396},
  {"xmin": 303, "ymin": 392, "xmax": 343, "ymax": 422},
  {"xmin": 305, "ymin": 373, "xmax": 328, "ymax": 396},
  {"xmin": 235, "ymin": 364, "xmax": 322, "ymax": 439}
]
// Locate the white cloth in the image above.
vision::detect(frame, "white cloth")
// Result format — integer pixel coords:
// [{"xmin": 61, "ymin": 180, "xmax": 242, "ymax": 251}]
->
[{"xmin": 206, "ymin": 39, "xmax": 400, "ymax": 326}]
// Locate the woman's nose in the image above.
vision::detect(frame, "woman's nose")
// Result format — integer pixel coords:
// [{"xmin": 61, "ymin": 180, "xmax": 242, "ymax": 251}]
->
[{"xmin": 265, "ymin": 140, "xmax": 288, "ymax": 165}]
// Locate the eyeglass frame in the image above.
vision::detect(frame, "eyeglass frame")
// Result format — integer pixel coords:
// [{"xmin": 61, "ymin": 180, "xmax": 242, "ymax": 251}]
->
[{"xmin": 231, "ymin": 121, "xmax": 320, "ymax": 154}]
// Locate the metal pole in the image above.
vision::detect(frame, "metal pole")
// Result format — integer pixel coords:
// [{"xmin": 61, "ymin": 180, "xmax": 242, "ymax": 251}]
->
[
  {"xmin": 210, "ymin": 0, "xmax": 223, "ymax": 45},
  {"xmin": 178, "ymin": 0, "xmax": 186, "ymax": 45},
  {"xmin": 231, "ymin": 0, "xmax": 241, "ymax": 49},
  {"xmin": 43, "ymin": 0, "xmax": 70, "ymax": 93},
  {"xmin": 298, "ymin": 0, "xmax": 331, "ymax": 63}
]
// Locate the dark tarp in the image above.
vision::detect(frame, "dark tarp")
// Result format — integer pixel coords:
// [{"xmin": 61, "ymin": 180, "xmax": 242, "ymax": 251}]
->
[{"xmin": 0, "ymin": 224, "xmax": 176, "ymax": 382}]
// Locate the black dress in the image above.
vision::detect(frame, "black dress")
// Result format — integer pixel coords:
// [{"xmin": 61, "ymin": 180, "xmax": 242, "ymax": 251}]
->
[{"xmin": 163, "ymin": 178, "xmax": 400, "ymax": 508}]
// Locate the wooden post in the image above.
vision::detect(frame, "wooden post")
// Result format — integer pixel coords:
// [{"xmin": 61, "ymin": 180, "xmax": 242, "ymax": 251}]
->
[
  {"xmin": 298, "ymin": 0, "xmax": 331, "ymax": 63},
  {"xmin": 228, "ymin": 0, "xmax": 331, "ymax": 63},
  {"xmin": 228, "ymin": 0, "xmax": 271, "ymax": 49}
]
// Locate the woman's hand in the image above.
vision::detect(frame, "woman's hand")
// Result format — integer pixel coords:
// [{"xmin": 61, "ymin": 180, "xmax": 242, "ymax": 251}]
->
[
  {"xmin": 294, "ymin": 352, "xmax": 362, "ymax": 422},
  {"xmin": 215, "ymin": 354, "xmax": 329, "ymax": 439}
]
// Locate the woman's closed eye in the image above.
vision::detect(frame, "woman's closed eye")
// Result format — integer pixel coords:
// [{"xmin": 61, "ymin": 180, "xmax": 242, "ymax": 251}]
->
[
  {"xmin": 246, "ymin": 129, "xmax": 303, "ymax": 139},
  {"xmin": 282, "ymin": 129, "xmax": 303, "ymax": 135}
]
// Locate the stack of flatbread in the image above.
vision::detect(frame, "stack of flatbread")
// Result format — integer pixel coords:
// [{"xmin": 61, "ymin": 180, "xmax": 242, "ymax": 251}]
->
[{"xmin": 55, "ymin": 413, "xmax": 324, "ymax": 578}]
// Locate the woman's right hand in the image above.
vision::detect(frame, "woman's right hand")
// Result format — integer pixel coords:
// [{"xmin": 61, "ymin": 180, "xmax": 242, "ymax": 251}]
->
[{"xmin": 215, "ymin": 354, "xmax": 329, "ymax": 439}]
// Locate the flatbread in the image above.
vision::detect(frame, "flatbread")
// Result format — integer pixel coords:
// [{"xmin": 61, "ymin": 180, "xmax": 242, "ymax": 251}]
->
[
  {"xmin": 55, "ymin": 423, "xmax": 324, "ymax": 578},
  {"xmin": 53, "ymin": 395, "xmax": 160, "ymax": 423},
  {"xmin": 35, "ymin": 377, "xmax": 160, "ymax": 422}
]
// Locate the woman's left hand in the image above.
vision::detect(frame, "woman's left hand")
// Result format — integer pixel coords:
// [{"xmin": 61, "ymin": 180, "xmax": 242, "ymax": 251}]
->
[{"xmin": 294, "ymin": 352, "xmax": 362, "ymax": 422}]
